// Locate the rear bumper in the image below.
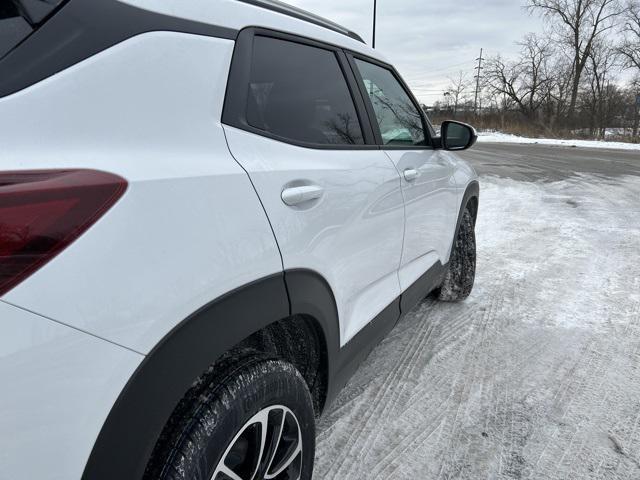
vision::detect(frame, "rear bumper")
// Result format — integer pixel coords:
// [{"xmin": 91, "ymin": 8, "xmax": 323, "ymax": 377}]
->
[{"xmin": 0, "ymin": 300, "xmax": 143, "ymax": 480}]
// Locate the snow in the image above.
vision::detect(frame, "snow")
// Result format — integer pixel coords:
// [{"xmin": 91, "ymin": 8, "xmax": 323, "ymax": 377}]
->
[
  {"xmin": 315, "ymin": 173, "xmax": 640, "ymax": 479},
  {"xmin": 478, "ymin": 131, "xmax": 640, "ymax": 151}
]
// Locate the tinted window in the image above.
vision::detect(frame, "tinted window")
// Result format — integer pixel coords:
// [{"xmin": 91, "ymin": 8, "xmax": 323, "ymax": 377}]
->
[
  {"xmin": 355, "ymin": 59, "xmax": 425, "ymax": 146},
  {"xmin": 247, "ymin": 36, "xmax": 364, "ymax": 146},
  {"xmin": 0, "ymin": 0, "xmax": 67, "ymax": 60},
  {"xmin": 0, "ymin": 2, "xmax": 32, "ymax": 59}
]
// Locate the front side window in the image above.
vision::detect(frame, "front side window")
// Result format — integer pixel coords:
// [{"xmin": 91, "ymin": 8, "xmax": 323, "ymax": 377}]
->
[
  {"xmin": 246, "ymin": 36, "xmax": 364, "ymax": 146},
  {"xmin": 354, "ymin": 59, "xmax": 426, "ymax": 147}
]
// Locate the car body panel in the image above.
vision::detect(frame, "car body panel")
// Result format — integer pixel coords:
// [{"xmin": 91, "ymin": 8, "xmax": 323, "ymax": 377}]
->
[
  {"xmin": 383, "ymin": 149, "xmax": 459, "ymax": 292},
  {"xmin": 0, "ymin": 300, "xmax": 143, "ymax": 480},
  {"xmin": 224, "ymin": 125, "xmax": 405, "ymax": 345},
  {"xmin": 0, "ymin": 32, "xmax": 283, "ymax": 354}
]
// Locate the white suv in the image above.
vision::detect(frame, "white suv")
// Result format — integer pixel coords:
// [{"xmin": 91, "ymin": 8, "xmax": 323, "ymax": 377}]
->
[{"xmin": 0, "ymin": 1, "xmax": 479, "ymax": 478}]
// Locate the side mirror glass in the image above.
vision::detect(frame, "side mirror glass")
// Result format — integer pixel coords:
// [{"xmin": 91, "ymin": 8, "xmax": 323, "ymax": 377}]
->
[{"xmin": 441, "ymin": 120, "xmax": 477, "ymax": 151}]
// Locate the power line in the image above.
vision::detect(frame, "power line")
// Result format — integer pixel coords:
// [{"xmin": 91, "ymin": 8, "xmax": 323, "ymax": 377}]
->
[
  {"xmin": 406, "ymin": 87, "xmax": 446, "ymax": 91},
  {"xmin": 402, "ymin": 60, "xmax": 477, "ymax": 81}
]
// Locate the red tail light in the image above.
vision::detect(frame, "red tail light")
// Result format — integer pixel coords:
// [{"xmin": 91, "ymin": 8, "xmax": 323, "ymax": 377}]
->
[{"xmin": 0, "ymin": 169, "xmax": 127, "ymax": 296}]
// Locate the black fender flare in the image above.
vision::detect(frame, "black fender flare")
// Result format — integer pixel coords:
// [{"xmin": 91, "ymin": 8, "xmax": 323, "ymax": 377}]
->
[
  {"xmin": 444, "ymin": 180, "xmax": 479, "ymax": 264},
  {"xmin": 457, "ymin": 180, "xmax": 480, "ymax": 231},
  {"xmin": 82, "ymin": 270, "xmax": 341, "ymax": 480}
]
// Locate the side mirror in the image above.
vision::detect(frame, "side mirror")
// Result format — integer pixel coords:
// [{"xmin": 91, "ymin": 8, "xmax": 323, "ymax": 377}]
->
[{"xmin": 440, "ymin": 120, "xmax": 477, "ymax": 151}]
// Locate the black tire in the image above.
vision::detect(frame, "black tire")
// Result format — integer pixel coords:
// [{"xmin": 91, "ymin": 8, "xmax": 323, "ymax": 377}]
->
[
  {"xmin": 145, "ymin": 355, "xmax": 316, "ymax": 480},
  {"xmin": 438, "ymin": 208, "xmax": 476, "ymax": 302}
]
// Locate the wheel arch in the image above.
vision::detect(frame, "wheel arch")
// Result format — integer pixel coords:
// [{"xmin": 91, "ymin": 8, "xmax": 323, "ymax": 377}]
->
[
  {"xmin": 445, "ymin": 180, "xmax": 479, "ymax": 263},
  {"xmin": 459, "ymin": 180, "xmax": 480, "ymax": 227},
  {"xmin": 82, "ymin": 270, "xmax": 341, "ymax": 480}
]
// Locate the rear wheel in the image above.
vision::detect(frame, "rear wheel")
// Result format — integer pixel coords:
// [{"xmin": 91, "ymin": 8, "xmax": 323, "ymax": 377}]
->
[
  {"xmin": 146, "ymin": 356, "xmax": 316, "ymax": 480},
  {"xmin": 438, "ymin": 208, "xmax": 476, "ymax": 302}
]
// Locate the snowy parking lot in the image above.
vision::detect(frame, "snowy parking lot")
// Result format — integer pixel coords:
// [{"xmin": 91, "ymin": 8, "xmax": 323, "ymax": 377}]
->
[{"xmin": 315, "ymin": 144, "xmax": 640, "ymax": 479}]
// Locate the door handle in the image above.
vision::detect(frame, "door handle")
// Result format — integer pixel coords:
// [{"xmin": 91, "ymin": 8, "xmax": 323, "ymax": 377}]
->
[
  {"xmin": 281, "ymin": 185, "xmax": 324, "ymax": 206},
  {"xmin": 403, "ymin": 168, "xmax": 419, "ymax": 182}
]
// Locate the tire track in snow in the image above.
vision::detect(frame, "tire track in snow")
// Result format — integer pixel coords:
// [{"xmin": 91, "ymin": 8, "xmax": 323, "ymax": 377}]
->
[
  {"xmin": 319, "ymin": 298, "xmax": 445, "ymax": 478},
  {"xmin": 315, "ymin": 173, "xmax": 640, "ymax": 480}
]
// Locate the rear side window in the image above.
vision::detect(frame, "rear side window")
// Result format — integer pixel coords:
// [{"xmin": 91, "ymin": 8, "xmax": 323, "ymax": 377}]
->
[
  {"xmin": 0, "ymin": 2, "xmax": 32, "ymax": 59},
  {"xmin": 246, "ymin": 36, "xmax": 364, "ymax": 146},
  {"xmin": 354, "ymin": 59, "xmax": 426, "ymax": 147}
]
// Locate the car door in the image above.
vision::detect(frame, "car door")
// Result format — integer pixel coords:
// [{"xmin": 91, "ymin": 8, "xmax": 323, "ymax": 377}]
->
[
  {"xmin": 348, "ymin": 56, "xmax": 458, "ymax": 307},
  {"xmin": 222, "ymin": 30, "xmax": 405, "ymax": 346}
]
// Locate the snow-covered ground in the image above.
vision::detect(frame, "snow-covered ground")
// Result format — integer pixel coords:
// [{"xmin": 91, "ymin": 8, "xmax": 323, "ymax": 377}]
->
[
  {"xmin": 315, "ymin": 174, "xmax": 640, "ymax": 479},
  {"xmin": 478, "ymin": 131, "xmax": 640, "ymax": 151}
]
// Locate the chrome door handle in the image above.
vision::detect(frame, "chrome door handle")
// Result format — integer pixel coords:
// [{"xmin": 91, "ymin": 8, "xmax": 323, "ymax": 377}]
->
[
  {"xmin": 403, "ymin": 169, "xmax": 418, "ymax": 182},
  {"xmin": 281, "ymin": 185, "xmax": 324, "ymax": 206}
]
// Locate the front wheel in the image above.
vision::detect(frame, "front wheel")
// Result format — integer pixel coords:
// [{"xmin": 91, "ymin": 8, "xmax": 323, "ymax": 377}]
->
[
  {"xmin": 146, "ymin": 356, "xmax": 316, "ymax": 480},
  {"xmin": 438, "ymin": 207, "xmax": 476, "ymax": 302}
]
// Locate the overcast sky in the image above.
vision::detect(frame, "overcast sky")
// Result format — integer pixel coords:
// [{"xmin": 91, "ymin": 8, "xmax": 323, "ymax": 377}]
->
[{"xmin": 285, "ymin": 0, "xmax": 545, "ymax": 104}]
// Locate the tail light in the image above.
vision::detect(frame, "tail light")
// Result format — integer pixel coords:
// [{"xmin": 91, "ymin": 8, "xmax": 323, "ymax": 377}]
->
[{"xmin": 0, "ymin": 169, "xmax": 127, "ymax": 296}]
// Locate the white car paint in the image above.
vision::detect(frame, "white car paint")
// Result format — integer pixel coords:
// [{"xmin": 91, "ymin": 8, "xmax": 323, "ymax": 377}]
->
[
  {"xmin": 224, "ymin": 125, "xmax": 405, "ymax": 345},
  {"xmin": 0, "ymin": 32, "xmax": 283, "ymax": 353},
  {"xmin": 0, "ymin": 300, "xmax": 143, "ymax": 480},
  {"xmin": 384, "ymin": 149, "xmax": 459, "ymax": 292}
]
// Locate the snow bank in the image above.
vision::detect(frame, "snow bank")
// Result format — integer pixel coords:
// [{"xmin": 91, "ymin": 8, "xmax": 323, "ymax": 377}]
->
[{"xmin": 477, "ymin": 131, "xmax": 640, "ymax": 151}]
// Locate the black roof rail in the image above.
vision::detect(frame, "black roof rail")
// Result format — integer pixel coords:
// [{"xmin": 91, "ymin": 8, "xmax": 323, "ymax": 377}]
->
[{"xmin": 236, "ymin": 0, "xmax": 366, "ymax": 44}]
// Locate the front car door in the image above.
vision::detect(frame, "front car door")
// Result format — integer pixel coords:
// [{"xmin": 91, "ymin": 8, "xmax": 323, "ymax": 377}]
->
[
  {"xmin": 222, "ymin": 29, "xmax": 405, "ymax": 345},
  {"xmin": 348, "ymin": 56, "xmax": 458, "ymax": 308}
]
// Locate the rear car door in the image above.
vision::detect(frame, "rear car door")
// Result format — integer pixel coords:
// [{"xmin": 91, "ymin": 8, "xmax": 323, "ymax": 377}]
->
[
  {"xmin": 222, "ymin": 30, "xmax": 405, "ymax": 345},
  {"xmin": 348, "ymin": 55, "xmax": 458, "ymax": 307}
]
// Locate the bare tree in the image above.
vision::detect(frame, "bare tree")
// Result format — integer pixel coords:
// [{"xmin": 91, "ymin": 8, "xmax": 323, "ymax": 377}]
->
[
  {"xmin": 444, "ymin": 72, "xmax": 470, "ymax": 118},
  {"xmin": 618, "ymin": 0, "xmax": 640, "ymax": 72},
  {"xmin": 484, "ymin": 57, "xmax": 523, "ymax": 113},
  {"xmin": 426, "ymin": 0, "xmax": 639, "ymax": 141},
  {"xmin": 483, "ymin": 36, "xmax": 553, "ymax": 127},
  {"xmin": 584, "ymin": 39, "xmax": 620, "ymax": 137},
  {"xmin": 631, "ymin": 76, "xmax": 640, "ymax": 139},
  {"xmin": 518, "ymin": 34, "xmax": 555, "ymax": 119},
  {"xmin": 529, "ymin": 0, "xmax": 623, "ymax": 121}
]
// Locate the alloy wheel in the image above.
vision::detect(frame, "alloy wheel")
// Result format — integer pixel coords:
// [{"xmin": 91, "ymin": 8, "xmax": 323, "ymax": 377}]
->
[{"xmin": 211, "ymin": 405, "xmax": 303, "ymax": 480}]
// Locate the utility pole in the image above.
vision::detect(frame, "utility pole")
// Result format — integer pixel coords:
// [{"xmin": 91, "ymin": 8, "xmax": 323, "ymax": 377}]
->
[
  {"xmin": 474, "ymin": 48, "xmax": 484, "ymax": 116},
  {"xmin": 634, "ymin": 92, "xmax": 640, "ymax": 141},
  {"xmin": 372, "ymin": 0, "xmax": 377, "ymax": 48}
]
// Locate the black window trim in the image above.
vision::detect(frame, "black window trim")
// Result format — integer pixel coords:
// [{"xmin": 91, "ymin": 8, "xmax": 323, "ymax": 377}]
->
[
  {"xmin": 222, "ymin": 27, "xmax": 379, "ymax": 151},
  {"xmin": 345, "ymin": 51, "xmax": 436, "ymax": 150}
]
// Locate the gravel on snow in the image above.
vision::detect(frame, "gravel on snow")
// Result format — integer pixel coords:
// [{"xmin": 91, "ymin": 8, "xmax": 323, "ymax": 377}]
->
[{"xmin": 315, "ymin": 174, "xmax": 640, "ymax": 479}]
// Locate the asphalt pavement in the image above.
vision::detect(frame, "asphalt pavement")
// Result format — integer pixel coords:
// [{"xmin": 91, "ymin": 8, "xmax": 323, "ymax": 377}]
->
[{"xmin": 460, "ymin": 142, "xmax": 640, "ymax": 181}]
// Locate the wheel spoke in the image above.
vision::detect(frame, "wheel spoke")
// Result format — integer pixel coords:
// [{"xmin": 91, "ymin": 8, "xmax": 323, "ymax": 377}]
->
[
  {"xmin": 250, "ymin": 410, "xmax": 270, "ymax": 480},
  {"xmin": 264, "ymin": 443, "xmax": 302, "ymax": 479},
  {"xmin": 215, "ymin": 464, "xmax": 245, "ymax": 480},
  {"xmin": 212, "ymin": 406, "xmax": 303, "ymax": 480},
  {"xmin": 263, "ymin": 409, "xmax": 287, "ymax": 475},
  {"xmin": 264, "ymin": 410, "xmax": 303, "ymax": 479}
]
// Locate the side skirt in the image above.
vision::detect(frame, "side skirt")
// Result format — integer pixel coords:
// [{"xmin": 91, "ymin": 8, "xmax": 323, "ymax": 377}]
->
[
  {"xmin": 323, "ymin": 261, "xmax": 447, "ymax": 412},
  {"xmin": 400, "ymin": 261, "xmax": 448, "ymax": 315}
]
